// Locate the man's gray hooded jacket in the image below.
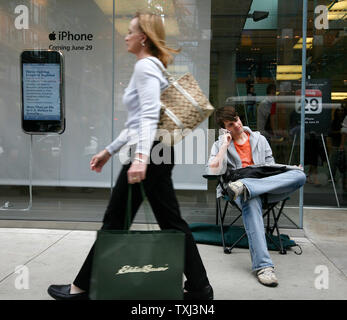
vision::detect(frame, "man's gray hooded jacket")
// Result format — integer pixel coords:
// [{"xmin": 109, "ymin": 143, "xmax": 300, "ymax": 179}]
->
[{"xmin": 206, "ymin": 126, "xmax": 275, "ymax": 197}]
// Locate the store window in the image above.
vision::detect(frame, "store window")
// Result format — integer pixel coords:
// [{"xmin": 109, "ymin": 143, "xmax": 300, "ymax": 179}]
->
[
  {"xmin": 0, "ymin": 0, "xmax": 213, "ymax": 224},
  {"xmin": 304, "ymin": 0, "xmax": 347, "ymax": 207},
  {"xmin": 0, "ymin": 0, "xmax": 114, "ymax": 221},
  {"xmin": 209, "ymin": 0, "xmax": 306, "ymax": 228},
  {"xmin": 0, "ymin": 0, "xmax": 345, "ymax": 227}
]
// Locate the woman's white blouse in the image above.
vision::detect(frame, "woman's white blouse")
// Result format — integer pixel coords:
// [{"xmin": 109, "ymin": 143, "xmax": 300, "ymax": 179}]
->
[{"xmin": 105, "ymin": 56, "xmax": 168, "ymax": 157}]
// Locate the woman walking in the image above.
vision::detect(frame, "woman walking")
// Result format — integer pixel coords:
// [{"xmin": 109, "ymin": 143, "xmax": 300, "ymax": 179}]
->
[{"xmin": 48, "ymin": 12, "xmax": 213, "ymax": 300}]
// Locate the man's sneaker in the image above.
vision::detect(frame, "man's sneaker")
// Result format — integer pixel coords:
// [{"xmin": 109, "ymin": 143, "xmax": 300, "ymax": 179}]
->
[
  {"xmin": 226, "ymin": 180, "xmax": 246, "ymax": 201},
  {"xmin": 256, "ymin": 267, "xmax": 278, "ymax": 287}
]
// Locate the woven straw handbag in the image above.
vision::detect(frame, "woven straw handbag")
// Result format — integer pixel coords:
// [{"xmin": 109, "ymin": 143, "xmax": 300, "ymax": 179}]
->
[{"xmin": 148, "ymin": 58, "xmax": 215, "ymax": 146}]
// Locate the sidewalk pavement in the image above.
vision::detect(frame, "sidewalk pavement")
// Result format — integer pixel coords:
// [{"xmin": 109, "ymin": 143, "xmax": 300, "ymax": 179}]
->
[{"xmin": 0, "ymin": 208, "xmax": 347, "ymax": 300}]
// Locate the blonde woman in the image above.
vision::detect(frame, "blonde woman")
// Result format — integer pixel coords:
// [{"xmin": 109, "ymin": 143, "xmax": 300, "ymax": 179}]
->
[{"xmin": 48, "ymin": 12, "xmax": 213, "ymax": 300}]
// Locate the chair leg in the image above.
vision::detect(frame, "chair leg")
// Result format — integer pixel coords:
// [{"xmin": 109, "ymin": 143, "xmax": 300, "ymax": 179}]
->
[
  {"xmin": 269, "ymin": 200, "xmax": 286, "ymax": 235},
  {"xmin": 272, "ymin": 200, "xmax": 287, "ymax": 254},
  {"xmin": 263, "ymin": 201, "xmax": 287, "ymax": 254},
  {"xmin": 228, "ymin": 232, "xmax": 248, "ymax": 252},
  {"xmin": 266, "ymin": 208, "xmax": 271, "ymax": 234},
  {"xmin": 225, "ymin": 200, "xmax": 245, "ymax": 253},
  {"xmin": 216, "ymin": 197, "xmax": 231, "ymax": 254},
  {"xmin": 215, "ymin": 197, "xmax": 219, "ymax": 225},
  {"xmin": 216, "ymin": 190, "xmax": 289, "ymax": 255},
  {"xmin": 222, "ymin": 201, "xmax": 229, "ymax": 224},
  {"xmin": 229, "ymin": 212, "xmax": 242, "ymax": 226},
  {"xmin": 271, "ymin": 208, "xmax": 286, "ymax": 254},
  {"xmin": 265, "ymin": 233, "xmax": 281, "ymax": 252}
]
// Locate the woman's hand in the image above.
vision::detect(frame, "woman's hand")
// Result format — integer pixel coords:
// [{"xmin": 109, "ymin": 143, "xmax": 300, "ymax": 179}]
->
[
  {"xmin": 127, "ymin": 154, "xmax": 148, "ymax": 184},
  {"xmin": 90, "ymin": 149, "xmax": 111, "ymax": 173}
]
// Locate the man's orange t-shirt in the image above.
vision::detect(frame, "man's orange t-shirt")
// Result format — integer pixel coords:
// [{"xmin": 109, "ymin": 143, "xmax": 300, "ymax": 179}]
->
[{"xmin": 234, "ymin": 132, "xmax": 254, "ymax": 168}]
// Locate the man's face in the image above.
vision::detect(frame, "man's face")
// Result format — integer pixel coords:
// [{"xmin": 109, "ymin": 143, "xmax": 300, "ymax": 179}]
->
[{"xmin": 223, "ymin": 117, "xmax": 244, "ymax": 137}]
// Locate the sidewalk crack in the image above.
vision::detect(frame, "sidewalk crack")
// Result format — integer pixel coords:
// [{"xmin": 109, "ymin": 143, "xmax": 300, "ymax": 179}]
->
[
  {"xmin": 306, "ymin": 236, "xmax": 347, "ymax": 278},
  {"xmin": 0, "ymin": 231, "xmax": 73, "ymax": 284}
]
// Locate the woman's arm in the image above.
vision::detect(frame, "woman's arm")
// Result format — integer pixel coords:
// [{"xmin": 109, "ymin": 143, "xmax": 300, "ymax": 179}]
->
[
  {"xmin": 105, "ymin": 129, "xmax": 129, "ymax": 156},
  {"xmin": 133, "ymin": 59, "xmax": 162, "ymax": 157},
  {"xmin": 90, "ymin": 129, "xmax": 130, "ymax": 173},
  {"xmin": 128, "ymin": 59, "xmax": 163, "ymax": 184}
]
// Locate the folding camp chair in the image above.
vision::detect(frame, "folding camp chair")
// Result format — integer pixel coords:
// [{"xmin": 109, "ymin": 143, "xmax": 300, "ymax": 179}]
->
[{"xmin": 203, "ymin": 174, "xmax": 288, "ymax": 255}]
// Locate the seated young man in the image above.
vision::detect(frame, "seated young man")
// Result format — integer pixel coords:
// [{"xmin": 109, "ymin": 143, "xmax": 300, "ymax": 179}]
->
[{"xmin": 207, "ymin": 106, "xmax": 306, "ymax": 287}]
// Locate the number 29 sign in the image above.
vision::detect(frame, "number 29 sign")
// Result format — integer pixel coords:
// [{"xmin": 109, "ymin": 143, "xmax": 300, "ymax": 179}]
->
[{"xmin": 295, "ymin": 89, "xmax": 323, "ymax": 114}]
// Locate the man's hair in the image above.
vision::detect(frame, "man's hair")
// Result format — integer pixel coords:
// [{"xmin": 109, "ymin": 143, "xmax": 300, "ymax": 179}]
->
[{"xmin": 216, "ymin": 106, "xmax": 239, "ymax": 128}]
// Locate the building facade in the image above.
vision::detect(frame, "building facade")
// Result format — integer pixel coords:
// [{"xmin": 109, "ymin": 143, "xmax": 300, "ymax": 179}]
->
[{"xmin": 0, "ymin": 0, "xmax": 346, "ymax": 228}]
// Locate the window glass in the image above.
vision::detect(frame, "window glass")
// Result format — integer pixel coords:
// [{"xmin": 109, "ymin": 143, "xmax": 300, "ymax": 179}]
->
[
  {"xmin": 1, "ymin": 0, "xmax": 344, "ymax": 226},
  {"xmin": 209, "ymin": 0, "xmax": 305, "ymax": 227},
  {"xmin": 0, "ymin": 0, "xmax": 113, "ymax": 220},
  {"xmin": 304, "ymin": 0, "xmax": 347, "ymax": 207}
]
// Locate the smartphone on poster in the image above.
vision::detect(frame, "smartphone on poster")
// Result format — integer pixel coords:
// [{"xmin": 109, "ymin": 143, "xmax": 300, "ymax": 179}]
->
[{"xmin": 21, "ymin": 50, "xmax": 65, "ymax": 134}]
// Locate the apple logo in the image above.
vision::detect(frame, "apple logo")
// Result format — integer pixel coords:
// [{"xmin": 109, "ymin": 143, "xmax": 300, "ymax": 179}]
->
[{"xmin": 49, "ymin": 32, "xmax": 56, "ymax": 41}]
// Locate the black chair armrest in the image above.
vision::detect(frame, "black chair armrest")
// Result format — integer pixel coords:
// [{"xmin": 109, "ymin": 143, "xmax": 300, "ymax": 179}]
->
[{"xmin": 202, "ymin": 174, "xmax": 220, "ymax": 180}]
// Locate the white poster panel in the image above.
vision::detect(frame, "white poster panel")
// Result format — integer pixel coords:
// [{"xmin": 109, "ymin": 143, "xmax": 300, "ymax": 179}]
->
[{"xmin": 0, "ymin": 0, "xmax": 211, "ymax": 190}]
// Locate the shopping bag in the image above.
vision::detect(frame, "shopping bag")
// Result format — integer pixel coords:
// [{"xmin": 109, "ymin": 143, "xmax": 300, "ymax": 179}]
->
[{"xmin": 89, "ymin": 184, "xmax": 185, "ymax": 300}]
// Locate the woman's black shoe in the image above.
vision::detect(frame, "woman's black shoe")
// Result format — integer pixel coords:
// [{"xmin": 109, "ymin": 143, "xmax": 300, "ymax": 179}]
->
[
  {"xmin": 47, "ymin": 284, "xmax": 89, "ymax": 300},
  {"xmin": 184, "ymin": 285, "xmax": 214, "ymax": 300}
]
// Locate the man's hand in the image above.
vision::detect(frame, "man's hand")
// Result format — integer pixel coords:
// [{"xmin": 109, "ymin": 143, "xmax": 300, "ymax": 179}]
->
[
  {"xmin": 90, "ymin": 149, "xmax": 111, "ymax": 173},
  {"xmin": 222, "ymin": 132, "xmax": 232, "ymax": 147},
  {"xmin": 208, "ymin": 133, "xmax": 231, "ymax": 172}
]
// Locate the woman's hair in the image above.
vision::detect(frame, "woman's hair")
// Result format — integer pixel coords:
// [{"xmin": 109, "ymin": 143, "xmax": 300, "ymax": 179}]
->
[
  {"xmin": 215, "ymin": 106, "xmax": 239, "ymax": 128},
  {"xmin": 134, "ymin": 12, "xmax": 180, "ymax": 68}
]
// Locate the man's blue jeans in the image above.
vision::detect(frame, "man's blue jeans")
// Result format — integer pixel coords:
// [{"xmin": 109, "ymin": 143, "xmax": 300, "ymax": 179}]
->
[{"xmin": 234, "ymin": 169, "xmax": 306, "ymax": 271}]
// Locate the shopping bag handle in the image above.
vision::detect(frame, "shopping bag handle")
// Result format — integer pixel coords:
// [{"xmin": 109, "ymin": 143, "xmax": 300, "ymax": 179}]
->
[{"xmin": 125, "ymin": 183, "xmax": 151, "ymax": 230}]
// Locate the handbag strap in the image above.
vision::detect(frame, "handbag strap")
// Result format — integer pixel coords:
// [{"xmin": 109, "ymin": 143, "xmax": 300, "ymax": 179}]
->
[
  {"xmin": 146, "ymin": 57, "xmax": 175, "ymax": 83},
  {"xmin": 146, "ymin": 57, "xmax": 205, "ymax": 120}
]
